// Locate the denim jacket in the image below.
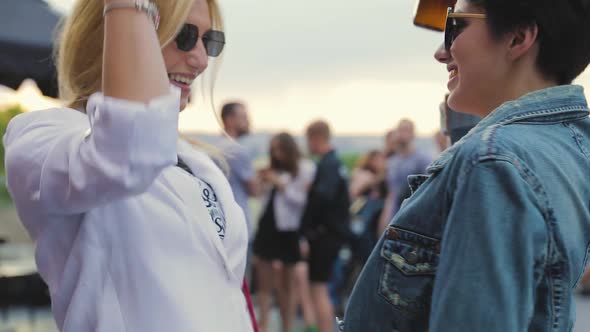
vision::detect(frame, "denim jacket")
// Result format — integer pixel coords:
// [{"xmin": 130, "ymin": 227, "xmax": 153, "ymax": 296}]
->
[{"xmin": 343, "ymin": 85, "xmax": 590, "ymax": 332}]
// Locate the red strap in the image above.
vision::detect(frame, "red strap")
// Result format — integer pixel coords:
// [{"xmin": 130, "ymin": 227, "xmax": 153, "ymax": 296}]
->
[{"xmin": 242, "ymin": 277, "xmax": 259, "ymax": 332}]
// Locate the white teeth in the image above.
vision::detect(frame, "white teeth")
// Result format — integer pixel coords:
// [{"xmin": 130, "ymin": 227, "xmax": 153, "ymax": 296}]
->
[{"xmin": 169, "ymin": 74, "xmax": 193, "ymax": 85}]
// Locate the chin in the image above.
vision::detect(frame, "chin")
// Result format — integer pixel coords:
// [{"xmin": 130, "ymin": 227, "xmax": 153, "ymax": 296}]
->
[
  {"xmin": 179, "ymin": 100, "xmax": 189, "ymax": 112},
  {"xmin": 446, "ymin": 91, "xmax": 460, "ymax": 111},
  {"xmin": 448, "ymin": 87, "xmax": 473, "ymax": 115}
]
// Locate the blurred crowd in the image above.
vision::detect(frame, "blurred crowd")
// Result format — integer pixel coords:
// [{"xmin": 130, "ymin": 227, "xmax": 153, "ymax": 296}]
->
[
  {"xmin": 218, "ymin": 101, "xmax": 450, "ymax": 332},
  {"xmin": 219, "ymin": 97, "xmax": 590, "ymax": 332}
]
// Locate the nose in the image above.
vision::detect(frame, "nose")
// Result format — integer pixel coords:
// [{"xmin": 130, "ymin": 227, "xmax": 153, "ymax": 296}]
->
[
  {"xmin": 186, "ymin": 38, "xmax": 209, "ymax": 74},
  {"xmin": 434, "ymin": 43, "xmax": 450, "ymax": 64}
]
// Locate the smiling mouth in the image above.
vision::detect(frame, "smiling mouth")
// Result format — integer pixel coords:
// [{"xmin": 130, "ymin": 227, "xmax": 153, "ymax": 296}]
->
[
  {"xmin": 168, "ymin": 74, "xmax": 195, "ymax": 86},
  {"xmin": 449, "ymin": 68, "xmax": 458, "ymax": 80}
]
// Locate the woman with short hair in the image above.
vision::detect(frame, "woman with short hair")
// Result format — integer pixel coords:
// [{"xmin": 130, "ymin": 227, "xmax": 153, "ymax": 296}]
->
[{"xmin": 343, "ymin": 0, "xmax": 590, "ymax": 331}]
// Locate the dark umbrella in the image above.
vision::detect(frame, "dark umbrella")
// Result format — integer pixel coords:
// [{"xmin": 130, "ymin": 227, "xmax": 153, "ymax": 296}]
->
[{"xmin": 0, "ymin": 0, "xmax": 61, "ymax": 97}]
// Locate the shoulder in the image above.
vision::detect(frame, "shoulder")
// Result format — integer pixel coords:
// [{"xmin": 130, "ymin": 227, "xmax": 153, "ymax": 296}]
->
[
  {"xmin": 4, "ymin": 108, "xmax": 86, "ymax": 146},
  {"xmin": 316, "ymin": 153, "xmax": 338, "ymax": 175},
  {"xmin": 447, "ymin": 124, "xmax": 547, "ymax": 186},
  {"xmin": 299, "ymin": 158, "xmax": 316, "ymax": 172},
  {"xmin": 324, "ymin": 153, "xmax": 348, "ymax": 179},
  {"xmin": 454, "ymin": 124, "xmax": 541, "ymax": 163},
  {"xmin": 220, "ymin": 139, "xmax": 252, "ymax": 160},
  {"xmin": 323, "ymin": 151, "xmax": 342, "ymax": 166},
  {"xmin": 9, "ymin": 107, "xmax": 85, "ymax": 129},
  {"xmin": 178, "ymin": 139, "xmax": 231, "ymax": 178},
  {"xmin": 298, "ymin": 159, "xmax": 317, "ymax": 179}
]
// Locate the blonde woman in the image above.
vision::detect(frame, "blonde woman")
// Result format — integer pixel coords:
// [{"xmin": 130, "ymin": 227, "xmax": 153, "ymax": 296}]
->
[{"xmin": 3, "ymin": 0, "xmax": 253, "ymax": 331}]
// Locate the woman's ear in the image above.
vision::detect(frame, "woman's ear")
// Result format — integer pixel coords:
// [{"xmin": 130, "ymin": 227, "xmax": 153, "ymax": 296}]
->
[{"xmin": 507, "ymin": 23, "xmax": 539, "ymax": 61}]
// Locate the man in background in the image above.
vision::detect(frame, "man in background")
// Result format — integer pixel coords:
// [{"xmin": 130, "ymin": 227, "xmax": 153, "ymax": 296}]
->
[
  {"xmin": 379, "ymin": 119, "xmax": 431, "ymax": 231},
  {"xmin": 384, "ymin": 128, "xmax": 399, "ymax": 158},
  {"xmin": 301, "ymin": 120, "xmax": 350, "ymax": 332},
  {"xmin": 219, "ymin": 101, "xmax": 259, "ymax": 238}
]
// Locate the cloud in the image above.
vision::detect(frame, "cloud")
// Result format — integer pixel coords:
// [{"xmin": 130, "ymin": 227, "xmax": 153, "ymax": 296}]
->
[
  {"xmin": 181, "ymin": 78, "xmax": 448, "ymax": 135},
  {"xmin": 47, "ymin": 0, "xmax": 590, "ymax": 136},
  {"xmin": 216, "ymin": 0, "xmax": 445, "ymax": 91}
]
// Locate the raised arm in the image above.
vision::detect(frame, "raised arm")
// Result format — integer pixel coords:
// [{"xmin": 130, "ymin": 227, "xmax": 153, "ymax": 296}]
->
[
  {"xmin": 102, "ymin": 0, "xmax": 169, "ymax": 102},
  {"xmin": 4, "ymin": 1, "xmax": 179, "ymax": 216}
]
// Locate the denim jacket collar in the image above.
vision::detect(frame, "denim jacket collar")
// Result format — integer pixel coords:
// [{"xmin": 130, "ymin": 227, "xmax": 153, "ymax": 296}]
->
[{"xmin": 428, "ymin": 85, "xmax": 589, "ymax": 174}]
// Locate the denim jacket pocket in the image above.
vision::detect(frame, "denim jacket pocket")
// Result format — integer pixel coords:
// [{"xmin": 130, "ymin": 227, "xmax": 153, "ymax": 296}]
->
[{"xmin": 378, "ymin": 226, "xmax": 440, "ymax": 316}]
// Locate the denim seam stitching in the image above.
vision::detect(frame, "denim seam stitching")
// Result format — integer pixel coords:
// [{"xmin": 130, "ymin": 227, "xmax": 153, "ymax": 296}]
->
[
  {"xmin": 467, "ymin": 154, "xmax": 566, "ymax": 331},
  {"xmin": 565, "ymin": 122, "xmax": 590, "ymax": 161},
  {"xmin": 517, "ymin": 119, "xmax": 587, "ymax": 125},
  {"xmin": 563, "ymin": 123, "xmax": 590, "ymax": 292},
  {"xmin": 495, "ymin": 105, "xmax": 588, "ymax": 125},
  {"xmin": 454, "ymin": 153, "xmax": 553, "ymax": 273}
]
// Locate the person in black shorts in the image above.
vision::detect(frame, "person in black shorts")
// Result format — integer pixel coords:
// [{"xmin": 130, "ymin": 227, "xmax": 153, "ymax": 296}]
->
[
  {"xmin": 253, "ymin": 132, "xmax": 317, "ymax": 332},
  {"xmin": 301, "ymin": 120, "xmax": 351, "ymax": 332}
]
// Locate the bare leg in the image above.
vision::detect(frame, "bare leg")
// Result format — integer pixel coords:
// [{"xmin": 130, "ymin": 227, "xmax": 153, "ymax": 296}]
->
[
  {"xmin": 310, "ymin": 282, "xmax": 335, "ymax": 332},
  {"xmin": 276, "ymin": 263, "xmax": 298, "ymax": 332},
  {"xmin": 272, "ymin": 260, "xmax": 289, "ymax": 332},
  {"xmin": 255, "ymin": 258, "xmax": 274, "ymax": 332},
  {"xmin": 294, "ymin": 262, "xmax": 317, "ymax": 327}
]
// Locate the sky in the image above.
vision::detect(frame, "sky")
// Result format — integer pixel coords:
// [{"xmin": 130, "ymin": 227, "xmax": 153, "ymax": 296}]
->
[{"xmin": 46, "ymin": 0, "xmax": 590, "ymax": 136}]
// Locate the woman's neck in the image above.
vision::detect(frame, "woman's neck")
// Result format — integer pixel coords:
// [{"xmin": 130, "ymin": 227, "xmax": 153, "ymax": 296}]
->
[{"xmin": 481, "ymin": 68, "xmax": 558, "ymax": 118}]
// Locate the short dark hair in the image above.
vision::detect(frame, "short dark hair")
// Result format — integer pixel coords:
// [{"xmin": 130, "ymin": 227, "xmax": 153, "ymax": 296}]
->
[
  {"xmin": 220, "ymin": 102, "xmax": 244, "ymax": 123},
  {"xmin": 469, "ymin": 0, "xmax": 590, "ymax": 84},
  {"xmin": 306, "ymin": 120, "xmax": 331, "ymax": 140}
]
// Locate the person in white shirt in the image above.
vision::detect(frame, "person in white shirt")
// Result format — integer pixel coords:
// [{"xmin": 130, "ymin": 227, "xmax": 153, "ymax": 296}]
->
[
  {"xmin": 219, "ymin": 102, "xmax": 259, "ymax": 238},
  {"xmin": 3, "ymin": 1, "xmax": 253, "ymax": 331},
  {"xmin": 253, "ymin": 132, "xmax": 317, "ymax": 332}
]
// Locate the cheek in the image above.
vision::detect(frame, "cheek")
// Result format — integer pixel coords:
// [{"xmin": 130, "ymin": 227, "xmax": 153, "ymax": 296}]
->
[
  {"xmin": 456, "ymin": 27, "xmax": 505, "ymax": 77},
  {"xmin": 162, "ymin": 44, "xmax": 180, "ymax": 72},
  {"xmin": 450, "ymin": 55, "xmax": 504, "ymax": 114},
  {"xmin": 458, "ymin": 49, "xmax": 505, "ymax": 93}
]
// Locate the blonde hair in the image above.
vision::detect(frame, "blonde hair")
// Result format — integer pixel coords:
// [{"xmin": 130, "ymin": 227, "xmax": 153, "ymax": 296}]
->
[
  {"xmin": 56, "ymin": 0, "xmax": 223, "ymax": 110},
  {"xmin": 56, "ymin": 0, "xmax": 227, "ymax": 173}
]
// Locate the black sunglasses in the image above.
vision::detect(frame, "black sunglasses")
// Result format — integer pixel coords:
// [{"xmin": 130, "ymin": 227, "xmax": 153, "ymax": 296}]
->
[
  {"xmin": 444, "ymin": 7, "xmax": 486, "ymax": 51},
  {"xmin": 175, "ymin": 23, "xmax": 225, "ymax": 57}
]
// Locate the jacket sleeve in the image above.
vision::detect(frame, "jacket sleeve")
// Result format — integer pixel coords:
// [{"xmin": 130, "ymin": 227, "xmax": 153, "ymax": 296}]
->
[
  {"xmin": 4, "ymin": 88, "xmax": 180, "ymax": 215},
  {"xmin": 310, "ymin": 159, "xmax": 342, "ymax": 203},
  {"xmin": 428, "ymin": 159, "xmax": 547, "ymax": 332}
]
